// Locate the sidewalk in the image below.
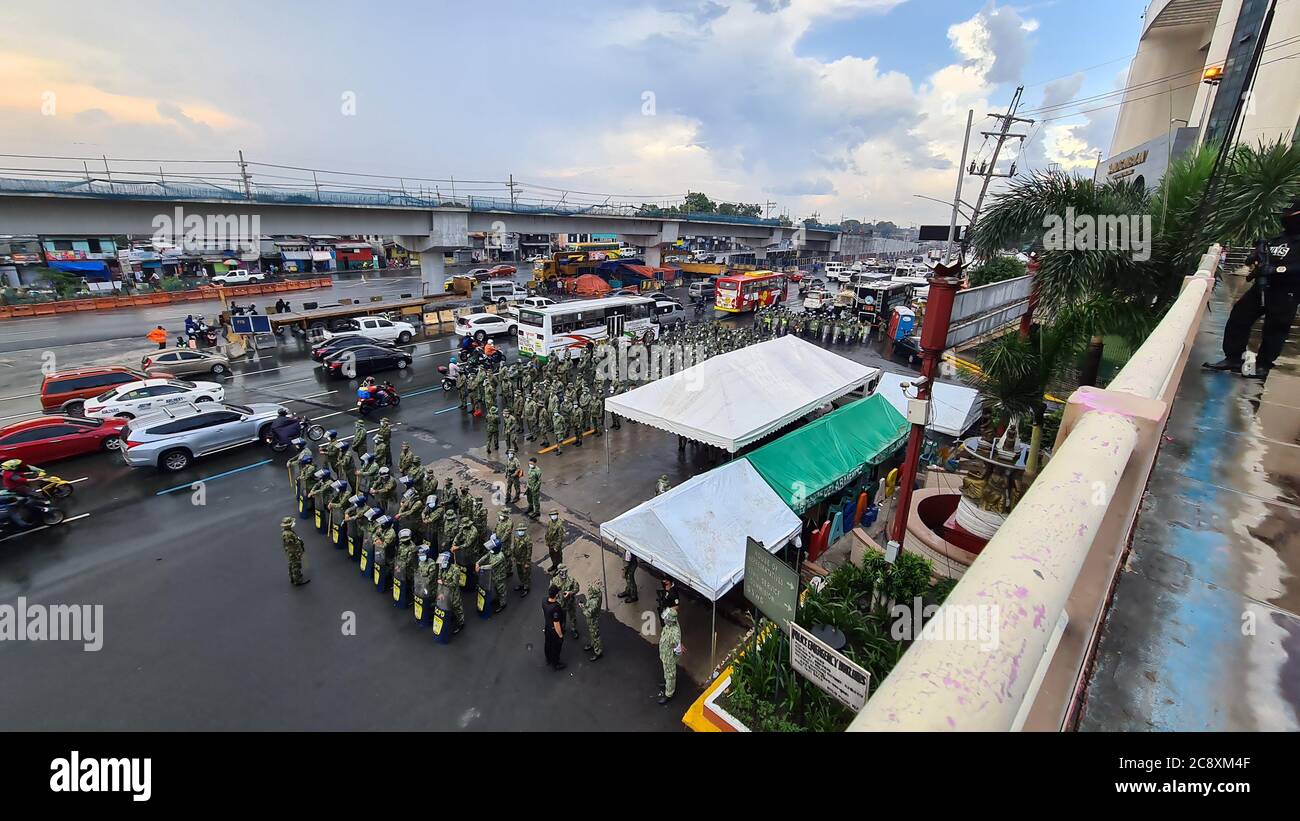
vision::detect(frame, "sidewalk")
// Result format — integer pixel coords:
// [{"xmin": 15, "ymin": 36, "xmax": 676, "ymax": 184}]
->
[{"xmin": 1080, "ymin": 272, "xmax": 1300, "ymax": 731}]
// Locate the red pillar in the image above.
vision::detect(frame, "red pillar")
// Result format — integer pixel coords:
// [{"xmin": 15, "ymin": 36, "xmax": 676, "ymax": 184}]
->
[
  {"xmin": 889, "ymin": 276, "xmax": 961, "ymax": 548},
  {"xmin": 1019, "ymin": 255, "xmax": 1039, "ymax": 340}
]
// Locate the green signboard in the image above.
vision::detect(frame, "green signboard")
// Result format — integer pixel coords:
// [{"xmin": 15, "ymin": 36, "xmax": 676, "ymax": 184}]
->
[{"xmin": 744, "ymin": 537, "xmax": 799, "ymax": 633}]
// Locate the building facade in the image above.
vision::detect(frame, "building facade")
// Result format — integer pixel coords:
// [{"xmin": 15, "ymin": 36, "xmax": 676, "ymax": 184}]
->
[{"xmin": 1104, "ymin": 0, "xmax": 1299, "ymax": 189}]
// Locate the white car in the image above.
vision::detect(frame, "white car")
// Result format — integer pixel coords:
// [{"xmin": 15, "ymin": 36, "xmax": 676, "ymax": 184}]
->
[
  {"xmin": 83, "ymin": 378, "xmax": 225, "ymax": 420},
  {"xmin": 454, "ymin": 312, "xmax": 518, "ymax": 341},
  {"xmin": 210, "ymin": 269, "xmax": 266, "ymax": 286},
  {"xmin": 321, "ymin": 316, "xmax": 417, "ymax": 344}
]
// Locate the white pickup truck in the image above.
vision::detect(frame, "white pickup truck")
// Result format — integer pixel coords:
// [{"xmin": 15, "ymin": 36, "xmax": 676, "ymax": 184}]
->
[
  {"xmin": 209, "ymin": 269, "xmax": 266, "ymax": 286},
  {"xmin": 504, "ymin": 295, "xmax": 557, "ymax": 320},
  {"xmin": 321, "ymin": 316, "xmax": 417, "ymax": 344}
]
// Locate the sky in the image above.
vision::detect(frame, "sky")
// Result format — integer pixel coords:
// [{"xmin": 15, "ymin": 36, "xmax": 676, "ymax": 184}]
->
[{"xmin": 0, "ymin": 0, "xmax": 1148, "ymax": 227}]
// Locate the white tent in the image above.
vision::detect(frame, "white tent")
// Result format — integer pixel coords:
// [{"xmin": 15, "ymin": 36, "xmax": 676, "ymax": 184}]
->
[
  {"xmin": 872, "ymin": 371, "xmax": 982, "ymax": 437},
  {"xmin": 598, "ymin": 459, "xmax": 801, "ymax": 602},
  {"xmin": 604, "ymin": 335, "xmax": 879, "ymax": 452}
]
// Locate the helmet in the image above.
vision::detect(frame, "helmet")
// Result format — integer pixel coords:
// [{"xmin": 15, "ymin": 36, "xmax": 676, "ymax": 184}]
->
[
  {"xmin": 320, "ymin": 469, "xmax": 333, "ymax": 479},
  {"xmin": 402, "ymin": 488, "xmax": 415, "ymax": 500},
  {"xmin": 291, "ymin": 437, "xmax": 304, "ymax": 448},
  {"xmin": 281, "ymin": 517, "xmax": 295, "ymax": 527},
  {"xmin": 425, "ymin": 495, "xmax": 437, "ymax": 508},
  {"xmin": 298, "ymin": 453, "xmax": 313, "ymax": 464},
  {"xmin": 379, "ymin": 466, "xmax": 390, "ymax": 475},
  {"xmin": 277, "ymin": 408, "xmax": 288, "ymax": 417},
  {"xmin": 313, "ymin": 469, "xmax": 326, "ymax": 479},
  {"xmin": 398, "ymin": 528, "xmax": 412, "ymax": 540},
  {"xmin": 418, "ymin": 546, "xmax": 430, "ymax": 560},
  {"xmin": 326, "ymin": 429, "xmax": 338, "ymax": 439},
  {"xmin": 450, "ymin": 356, "xmax": 458, "ymax": 364},
  {"xmin": 364, "ymin": 507, "xmax": 381, "ymax": 520},
  {"xmin": 399, "ymin": 475, "xmax": 413, "ymax": 487},
  {"xmin": 376, "ymin": 515, "xmax": 392, "ymax": 527},
  {"xmin": 1, "ymin": 459, "xmax": 21, "ymax": 470},
  {"xmin": 556, "ymin": 563, "xmax": 568, "ymax": 575},
  {"xmin": 348, "ymin": 494, "xmax": 364, "ymax": 506},
  {"xmin": 337, "ymin": 442, "xmax": 349, "ymax": 452},
  {"xmin": 361, "ymin": 453, "xmax": 373, "ymax": 463},
  {"xmin": 437, "ymin": 552, "xmax": 451, "ymax": 569},
  {"xmin": 331, "ymin": 480, "xmax": 345, "ymax": 491}
]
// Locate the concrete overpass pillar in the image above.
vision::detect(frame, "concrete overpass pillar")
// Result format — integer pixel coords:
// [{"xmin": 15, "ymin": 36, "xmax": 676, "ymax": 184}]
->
[
  {"xmin": 419, "ymin": 252, "xmax": 445, "ymax": 296},
  {"xmin": 643, "ymin": 245, "xmax": 662, "ymax": 267}
]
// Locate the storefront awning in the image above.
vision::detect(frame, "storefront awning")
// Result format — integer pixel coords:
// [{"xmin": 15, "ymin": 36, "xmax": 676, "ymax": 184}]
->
[
  {"xmin": 745, "ymin": 393, "xmax": 909, "ymax": 514},
  {"xmin": 50, "ymin": 260, "xmax": 111, "ymax": 280},
  {"xmin": 599, "ymin": 459, "xmax": 801, "ymax": 601}
]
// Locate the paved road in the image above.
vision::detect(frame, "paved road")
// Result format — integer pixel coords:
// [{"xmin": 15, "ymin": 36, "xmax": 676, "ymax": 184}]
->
[{"xmin": 0, "ymin": 274, "xmax": 921, "ymax": 730}]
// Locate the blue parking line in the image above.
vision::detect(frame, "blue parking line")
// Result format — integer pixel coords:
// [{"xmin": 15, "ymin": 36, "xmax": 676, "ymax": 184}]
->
[
  {"xmin": 155, "ymin": 459, "xmax": 273, "ymax": 496},
  {"xmin": 433, "ymin": 405, "xmax": 460, "ymax": 415},
  {"xmin": 403, "ymin": 386, "xmax": 441, "ymax": 398}
]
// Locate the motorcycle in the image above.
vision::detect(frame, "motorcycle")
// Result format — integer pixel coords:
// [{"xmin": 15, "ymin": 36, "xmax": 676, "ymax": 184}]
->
[
  {"xmin": 0, "ymin": 491, "xmax": 65, "ymax": 532},
  {"xmin": 21, "ymin": 468, "xmax": 74, "ymax": 500},
  {"xmin": 265, "ymin": 415, "xmax": 326, "ymax": 452},
  {"xmin": 356, "ymin": 385, "xmax": 401, "ymax": 416}
]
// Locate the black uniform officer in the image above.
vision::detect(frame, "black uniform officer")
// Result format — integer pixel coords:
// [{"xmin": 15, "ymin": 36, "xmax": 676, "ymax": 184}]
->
[{"xmin": 1206, "ymin": 199, "xmax": 1300, "ymax": 379}]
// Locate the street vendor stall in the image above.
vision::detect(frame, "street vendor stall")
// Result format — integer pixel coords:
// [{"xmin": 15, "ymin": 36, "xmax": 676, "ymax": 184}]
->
[
  {"xmin": 744, "ymin": 392, "xmax": 910, "ymax": 515},
  {"xmin": 604, "ymin": 335, "xmax": 879, "ymax": 453}
]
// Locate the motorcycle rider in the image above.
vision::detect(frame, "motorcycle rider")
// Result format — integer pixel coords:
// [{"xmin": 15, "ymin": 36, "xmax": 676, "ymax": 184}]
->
[{"xmin": 267, "ymin": 408, "xmax": 301, "ymax": 448}]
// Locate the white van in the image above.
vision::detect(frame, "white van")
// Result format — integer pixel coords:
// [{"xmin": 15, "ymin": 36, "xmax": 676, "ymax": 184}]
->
[
  {"xmin": 824, "ymin": 261, "xmax": 848, "ymax": 283},
  {"xmin": 481, "ymin": 279, "xmax": 529, "ymax": 305}
]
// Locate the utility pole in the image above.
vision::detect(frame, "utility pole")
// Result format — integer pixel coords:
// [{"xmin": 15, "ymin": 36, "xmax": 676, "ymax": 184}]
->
[
  {"xmin": 948, "ymin": 109, "xmax": 974, "ymax": 262},
  {"xmin": 764, "ymin": 200, "xmax": 776, "ymax": 218},
  {"xmin": 967, "ymin": 86, "xmax": 1033, "ymax": 233},
  {"xmin": 508, "ymin": 174, "xmax": 519, "ymax": 207},
  {"xmin": 237, "ymin": 150, "xmax": 252, "ymax": 199}
]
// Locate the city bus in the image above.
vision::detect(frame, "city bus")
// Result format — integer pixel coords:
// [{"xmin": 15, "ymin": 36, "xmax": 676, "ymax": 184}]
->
[
  {"xmin": 516, "ymin": 295, "xmax": 658, "ymax": 361},
  {"xmin": 714, "ymin": 270, "xmax": 788, "ymax": 313}
]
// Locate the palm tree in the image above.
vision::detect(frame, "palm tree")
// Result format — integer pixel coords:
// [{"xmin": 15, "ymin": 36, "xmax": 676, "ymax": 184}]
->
[
  {"xmin": 973, "ymin": 138, "xmax": 1300, "ymax": 385},
  {"xmin": 968, "ymin": 315, "xmax": 1084, "ymax": 476}
]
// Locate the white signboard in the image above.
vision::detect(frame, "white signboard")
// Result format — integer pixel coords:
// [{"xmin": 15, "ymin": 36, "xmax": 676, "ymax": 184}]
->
[{"xmin": 789, "ymin": 622, "xmax": 870, "ymax": 712}]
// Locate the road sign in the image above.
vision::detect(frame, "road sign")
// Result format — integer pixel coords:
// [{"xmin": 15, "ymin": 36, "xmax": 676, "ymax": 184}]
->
[
  {"xmin": 944, "ymin": 274, "xmax": 1033, "ymax": 349},
  {"xmin": 743, "ymin": 537, "xmax": 798, "ymax": 633},
  {"xmin": 919, "ymin": 224, "xmax": 967, "ymax": 242},
  {"xmin": 789, "ymin": 622, "xmax": 870, "ymax": 711}
]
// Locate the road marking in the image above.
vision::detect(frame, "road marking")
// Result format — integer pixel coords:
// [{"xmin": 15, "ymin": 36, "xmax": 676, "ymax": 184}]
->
[
  {"xmin": 403, "ymin": 387, "xmax": 440, "ymax": 398},
  {"xmin": 258, "ymin": 376, "xmax": 318, "ymax": 389},
  {"xmin": 0, "ymin": 411, "xmax": 42, "ymax": 423},
  {"xmin": 67, "ymin": 477, "xmax": 88, "ymax": 484},
  {"xmin": 418, "ymin": 350, "xmax": 455, "ymax": 358},
  {"xmin": 295, "ymin": 391, "xmax": 335, "ymax": 400},
  {"xmin": 0, "ymin": 513, "xmax": 90, "ymax": 542},
  {"xmin": 224, "ymin": 365, "xmax": 287, "ymax": 380},
  {"xmin": 434, "ymin": 405, "xmax": 459, "ymax": 415},
  {"xmin": 536, "ymin": 429, "xmax": 596, "ymax": 454},
  {"xmin": 0, "ymin": 392, "xmax": 39, "ymax": 402},
  {"xmin": 154, "ymin": 459, "xmax": 273, "ymax": 495}
]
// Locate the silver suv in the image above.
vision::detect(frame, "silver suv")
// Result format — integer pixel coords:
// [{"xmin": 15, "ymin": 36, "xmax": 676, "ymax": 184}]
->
[{"xmin": 121, "ymin": 401, "xmax": 286, "ymax": 471}]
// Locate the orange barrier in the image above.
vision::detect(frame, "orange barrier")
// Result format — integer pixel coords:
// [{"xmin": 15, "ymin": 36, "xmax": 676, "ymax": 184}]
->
[{"xmin": 0, "ymin": 277, "xmax": 335, "ymax": 320}]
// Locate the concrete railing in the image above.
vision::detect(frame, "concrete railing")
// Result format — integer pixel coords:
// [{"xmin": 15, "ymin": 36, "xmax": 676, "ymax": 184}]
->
[{"xmin": 850, "ymin": 246, "xmax": 1221, "ymax": 732}]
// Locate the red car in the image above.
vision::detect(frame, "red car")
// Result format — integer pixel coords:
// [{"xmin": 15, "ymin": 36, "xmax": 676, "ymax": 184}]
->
[
  {"xmin": 0, "ymin": 416, "xmax": 128, "ymax": 464},
  {"xmin": 487, "ymin": 264, "xmax": 517, "ymax": 276}
]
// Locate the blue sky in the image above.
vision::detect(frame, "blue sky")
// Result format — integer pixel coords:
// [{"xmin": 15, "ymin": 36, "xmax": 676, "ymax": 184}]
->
[{"xmin": 0, "ymin": 0, "xmax": 1150, "ymax": 225}]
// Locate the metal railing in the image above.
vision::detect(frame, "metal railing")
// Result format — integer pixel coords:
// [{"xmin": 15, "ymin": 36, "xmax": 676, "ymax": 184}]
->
[{"xmin": 849, "ymin": 246, "xmax": 1221, "ymax": 731}]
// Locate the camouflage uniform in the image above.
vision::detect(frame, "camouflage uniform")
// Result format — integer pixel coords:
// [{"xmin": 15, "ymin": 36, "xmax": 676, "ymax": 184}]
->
[
  {"xmin": 281, "ymin": 518, "xmax": 306, "ymax": 585},
  {"xmin": 420, "ymin": 499, "xmax": 443, "ymax": 547},
  {"xmin": 551, "ymin": 409, "xmax": 566, "ymax": 454},
  {"xmin": 398, "ymin": 442, "xmax": 416, "ymax": 476},
  {"xmin": 582, "ymin": 582, "xmax": 603, "ymax": 658},
  {"xmin": 484, "ymin": 405, "xmax": 499, "ymax": 453},
  {"xmin": 586, "ymin": 391, "xmax": 603, "ymax": 436},
  {"xmin": 525, "ymin": 462, "xmax": 542, "ymax": 518},
  {"xmin": 394, "ymin": 532, "xmax": 419, "ymax": 593},
  {"xmin": 373, "ymin": 422, "xmax": 392, "ymax": 467},
  {"xmin": 369, "ymin": 470, "xmax": 398, "ymax": 512},
  {"xmin": 544, "ymin": 515, "xmax": 565, "ymax": 572},
  {"xmin": 437, "ymin": 559, "xmax": 466, "ymax": 628},
  {"xmin": 504, "ymin": 453, "xmax": 521, "ymax": 503},
  {"xmin": 511, "ymin": 527, "xmax": 532, "ymax": 595},
  {"xmin": 551, "ymin": 564, "xmax": 580, "ymax": 639},
  {"xmin": 395, "ymin": 490, "xmax": 423, "ymax": 532},
  {"xmin": 351, "ymin": 419, "xmax": 368, "ymax": 455},
  {"xmin": 524, "ymin": 395, "xmax": 539, "ymax": 442},
  {"xmin": 477, "ymin": 544, "xmax": 508, "ymax": 611},
  {"xmin": 659, "ymin": 608, "xmax": 682, "ymax": 699},
  {"xmin": 502, "ymin": 410, "xmax": 519, "ymax": 454}
]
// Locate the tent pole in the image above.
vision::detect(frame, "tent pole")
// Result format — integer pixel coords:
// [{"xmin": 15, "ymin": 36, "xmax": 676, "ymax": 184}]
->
[
  {"xmin": 599, "ymin": 532, "xmax": 609, "ymax": 612},
  {"xmin": 711, "ymin": 601, "xmax": 717, "ymax": 677}
]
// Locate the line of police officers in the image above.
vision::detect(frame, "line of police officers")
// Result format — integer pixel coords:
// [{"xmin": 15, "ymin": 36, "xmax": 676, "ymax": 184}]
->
[{"xmin": 278, "ymin": 422, "xmax": 607, "ymax": 663}]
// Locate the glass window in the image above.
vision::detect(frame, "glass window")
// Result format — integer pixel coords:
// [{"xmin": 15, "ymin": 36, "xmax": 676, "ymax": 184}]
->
[
  {"xmin": 519, "ymin": 311, "xmax": 544, "ymax": 328},
  {"xmin": 718, "ymin": 280, "xmax": 738, "ymax": 291},
  {"xmin": 0, "ymin": 429, "xmax": 52, "ymax": 444}
]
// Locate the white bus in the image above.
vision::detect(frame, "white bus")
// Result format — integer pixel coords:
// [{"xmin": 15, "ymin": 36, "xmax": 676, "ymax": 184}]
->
[{"xmin": 517, "ymin": 295, "xmax": 658, "ymax": 361}]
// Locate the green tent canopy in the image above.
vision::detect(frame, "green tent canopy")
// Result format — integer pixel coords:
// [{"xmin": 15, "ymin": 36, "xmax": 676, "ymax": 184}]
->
[{"xmin": 745, "ymin": 393, "xmax": 910, "ymax": 514}]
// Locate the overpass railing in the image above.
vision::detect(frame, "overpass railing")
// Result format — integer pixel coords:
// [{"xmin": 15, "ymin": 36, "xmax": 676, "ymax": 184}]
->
[
  {"xmin": 0, "ymin": 175, "xmax": 792, "ymax": 229},
  {"xmin": 849, "ymin": 246, "xmax": 1221, "ymax": 732}
]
